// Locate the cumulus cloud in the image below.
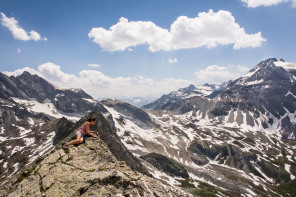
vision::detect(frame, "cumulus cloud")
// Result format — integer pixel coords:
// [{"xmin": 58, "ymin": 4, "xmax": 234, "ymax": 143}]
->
[
  {"xmin": 88, "ymin": 10, "xmax": 266, "ymax": 52},
  {"xmin": 4, "ymin": 67, "xmax": 40, "ymax": 77},
  {"xmin": 4, "ymin": 63, "xmax": 191, "ymax": 99},
  {"xmin": 169, "ymin": 58, "xmax": 178, "ymax": 63},
  {"xmin": 0, "ymin": 12, "xmax": 47, "ymax": 41},
  {"xmin": 241, "ymin": 0, "xmax": 296, "ymax": 7},
  {"xmin": 195, "ymin": 64, "xmax": 250, "ymax": 85}
]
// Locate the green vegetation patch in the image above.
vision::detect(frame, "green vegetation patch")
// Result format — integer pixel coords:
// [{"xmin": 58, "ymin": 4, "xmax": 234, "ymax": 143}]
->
[
  {"xmin": 258, "ymin": 160, "xmax": 290, "ymax": 184},
  {"xmin": 189, "ymin": 140, "xmax": 228, "ymax": 160},
  {"xmin": 272, "ymin": 179, "xmax": 296, "ymax": 196},
  {"xmin": 140, "ymin": 153, "xmax": 189, "ymax": 179},
  {"xmin": 178, "ymin": 179, "xmax": 195, "ymax": 188},
  {"xmin": 172, "ymin": 125, "xmax": 189, "ymax": 139},
  {"xmin": 242, "ymin": 137, "xmax": 256, "ymax": 145},
  {"xmin": 232, "ymin": 140, "xmax": 244, "ymax": 148},
  {"xmin": 192, "ymin": 182, "xmax": 238, "ymax": 197}
]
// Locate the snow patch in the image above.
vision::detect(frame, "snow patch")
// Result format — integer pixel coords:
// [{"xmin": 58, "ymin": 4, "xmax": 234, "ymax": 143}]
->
[
  {"xmin": 288, "ymin": 132, "xmax": 295, "ymax": 140},
  {"xmin": 23, "ymin": 137, "xmax": 35, "ymax": 146},
  {"xmin": 245, "ymin": 79, "xmax": 264, "ymax": 86},
  {"xmin": 274, "ymin": 61, "xmax": 296, "ymax": 71},
  {"xmin": 285, "ymin": 164, "xmax": 295, "ymax": 180},
  {"xmin": 11, "ymin": 146, "xmax": 25, "ymax": 156},
  {"xmin": 82, "ymin": 98, "xmax": 98, "ymax": 104},
  {"xmin": 12, "ymin": 97, "xmax": 81, "ymax": 121},
  {"xmin": 0, "ymin": 127, "xmax": 4, "ymax": 134}
]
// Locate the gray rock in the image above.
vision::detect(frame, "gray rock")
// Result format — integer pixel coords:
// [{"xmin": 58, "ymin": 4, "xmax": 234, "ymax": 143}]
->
[{"xmin": 6, "ymin": 137, "xmax": 190, "ymax": 197}]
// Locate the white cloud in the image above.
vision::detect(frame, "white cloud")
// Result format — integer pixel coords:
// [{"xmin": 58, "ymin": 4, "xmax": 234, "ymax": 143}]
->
[
  {"xmin": 241, "ymin": 0, "xmax": 296, "ymax": 8},
  {"xmin": 17, "ymin": 48, "xmax": 21, "ymax": 54},
  {"xmin": 195, "ymin": 64, "xmax": 250, "ymax": 85},
  {"xmin": 88, "ymin": 10, "xmax": 266, "ymax": 52},
  {"xmin": 0, "ymin": 12, "xmax": 46, "ymax": 41},
  {"xmin": 169, "ymin": 58, "xmax": 178, "ymax": 63},
  {"xmin": 88, "ymin": 17, "xmax": 171, "ymax": 52},
  {"xmin": 4, "ymin": 63, "xmax": 191, "ymax": 99},
  {"xmin": 3, "ymin": 67, "xmax": 40, "ymax": 77},
  {"xmin": 88, "ymin": 64, "xmax": 101, "ymax": 68}
]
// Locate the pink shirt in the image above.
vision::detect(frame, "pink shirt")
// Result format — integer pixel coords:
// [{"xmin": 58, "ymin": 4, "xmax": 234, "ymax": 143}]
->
[{"xmin": 79, "ymin": 124, "xmax": 87, "ymax": 136}]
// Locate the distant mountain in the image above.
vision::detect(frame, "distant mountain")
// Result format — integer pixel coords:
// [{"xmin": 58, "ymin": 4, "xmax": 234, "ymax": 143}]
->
[
  {"xmin": 0, "ymin": 71, "xmax": 107, "ymax": 115},
  {"xmin": 142, "ymin": 82, "xmax": 231, "ymax": 110},
  {"xmin": 116, "ymin": 96, "xmax": 156, "ymax": 108},
  {"xmin": 211, "ymin": 58, "xmax": 296, "ymax": 139},
  {"xmin": 101, "ymin": 99, "xmax": 158, "ymax": 129},
  {"xmin": 100, "ymin": 58, "xmax": 296, "ymax": 196},
  {"xmin": 153, "ymin": 58, "xmax": 296, "ymax": 140}
]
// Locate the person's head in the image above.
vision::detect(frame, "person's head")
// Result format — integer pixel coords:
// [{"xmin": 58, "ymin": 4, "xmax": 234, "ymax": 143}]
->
[{"xmin": 87, "ymin": 117, "xmax": 96, "ymax": 125}]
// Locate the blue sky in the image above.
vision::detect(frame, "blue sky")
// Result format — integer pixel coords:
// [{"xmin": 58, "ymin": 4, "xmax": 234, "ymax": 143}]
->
[{"xmin": 1, "ymin": 0, "xmax": 296, "ymax": 99}]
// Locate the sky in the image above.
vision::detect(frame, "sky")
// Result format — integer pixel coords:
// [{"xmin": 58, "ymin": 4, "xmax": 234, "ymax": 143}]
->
[{"xmin": 1, "ymin": 0, "xmax": 296, "ymax": 100}]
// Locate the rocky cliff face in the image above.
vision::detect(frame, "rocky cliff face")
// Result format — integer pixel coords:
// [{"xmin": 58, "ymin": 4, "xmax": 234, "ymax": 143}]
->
[{"xmin": 5, "ymin": 137, "xmax": 190, "ymax": 197}]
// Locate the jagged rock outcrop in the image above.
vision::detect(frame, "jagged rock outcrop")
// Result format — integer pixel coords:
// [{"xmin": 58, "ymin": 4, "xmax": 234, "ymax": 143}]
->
[{"xmin": 6, "ymin": 137, "xmax": 190, "ymax": 197}]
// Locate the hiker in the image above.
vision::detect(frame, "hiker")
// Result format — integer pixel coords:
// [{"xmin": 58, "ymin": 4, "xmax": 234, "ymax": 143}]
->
[{"xmin": 64, "ymin": 117, "xmax": 99, "ymax": 147}]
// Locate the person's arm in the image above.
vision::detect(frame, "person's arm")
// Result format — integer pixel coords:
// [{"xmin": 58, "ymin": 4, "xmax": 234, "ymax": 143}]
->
[
  {"xmin": 90, "ymin": 131, "xmax": 99, "ymax": 135},
  {"xmin": 86, "ymin": 122, "xmax": 98, "ymax": 138}
]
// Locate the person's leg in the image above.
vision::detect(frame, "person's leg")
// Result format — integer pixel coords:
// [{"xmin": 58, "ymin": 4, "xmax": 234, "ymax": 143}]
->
[{"xmin": 66, "ymin": 134, "xmax": 84, "ymax": 146}]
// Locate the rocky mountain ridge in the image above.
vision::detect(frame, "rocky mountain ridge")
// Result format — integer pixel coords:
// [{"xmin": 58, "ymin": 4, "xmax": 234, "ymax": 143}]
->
[
  {"xmin": 0, "ymin": 71, "xmax": 106, "ymax": 115},
  {"xmin": 4, "ymin": 131, "xmax": 190, "ymax": 197},
  {"xmin": 2, "ymin": 109, "xmax": 191, "ymax": 196}
]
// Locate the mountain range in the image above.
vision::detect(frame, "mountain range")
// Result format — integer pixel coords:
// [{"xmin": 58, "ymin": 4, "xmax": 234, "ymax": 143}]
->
[
  {"xmin": 142, "ymin": 81, "xmax": 231, "ymax": 110},
  {"xmin": 0, "ymin": 58, "xmax": 296, "ymax": 196}
]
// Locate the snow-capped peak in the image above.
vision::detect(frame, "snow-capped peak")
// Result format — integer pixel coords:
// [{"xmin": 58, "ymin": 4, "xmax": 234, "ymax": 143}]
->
[{"xmin": 274, "ymin": 59, "xmax": 296, "ymax": 71}]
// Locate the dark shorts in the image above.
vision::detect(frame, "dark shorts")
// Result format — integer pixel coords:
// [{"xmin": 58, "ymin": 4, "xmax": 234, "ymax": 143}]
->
[{"xmin": 76, "ymin": 131, "xmax": 85, "ymax": 140}]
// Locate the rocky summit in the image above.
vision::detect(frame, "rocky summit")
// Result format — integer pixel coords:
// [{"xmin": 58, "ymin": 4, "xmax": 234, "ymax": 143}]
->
[{"xmin": 5, "ymin": 137, "xmax": 190, "ymax": 197}]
